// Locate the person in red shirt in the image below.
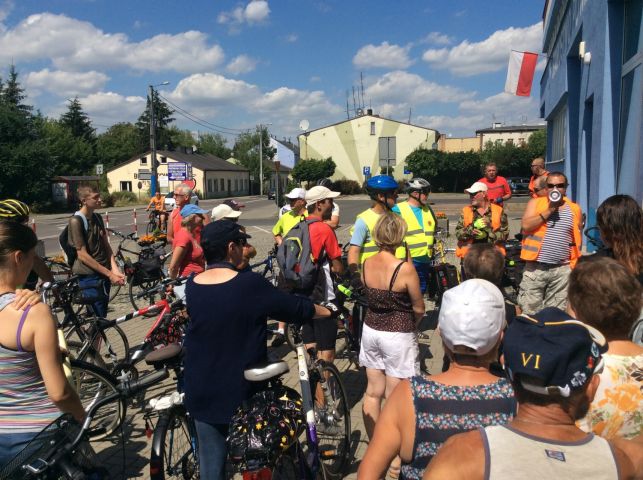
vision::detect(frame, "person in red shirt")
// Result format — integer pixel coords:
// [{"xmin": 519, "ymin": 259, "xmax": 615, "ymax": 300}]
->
[
  {"xmin": 301, "ymin": 186, "xmax": 344, "ymax": 363},
  {"xmin": 478, "ymin": 163, "xmax": 512, "ymax": 205},
  {"xmin": 168, "ymin": 204, "xmax": 207, "ymax": 300}
]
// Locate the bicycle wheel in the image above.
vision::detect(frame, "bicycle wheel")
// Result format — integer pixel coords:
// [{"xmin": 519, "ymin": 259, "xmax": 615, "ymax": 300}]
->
[
  {"xmin": 311, "ymin": 361, "xmax": 351, "ymax": 479},
  {"xmin": 65, "ymin": 322, "xmax": 130, "ymax": 368},
  {"xmin": 150, "ymin": 405, "xmax": 199, "ymax": 480},
  {"xmin": 129, "ymin": 275, "xmax": 163, "ymax": 315},
  {"xmin": 69, "ymin": 359, "xmax": 127, "ymax": 440},
  {"xmin": 272, "ymin": 450, "xmax": 299, "ymax": 480}
]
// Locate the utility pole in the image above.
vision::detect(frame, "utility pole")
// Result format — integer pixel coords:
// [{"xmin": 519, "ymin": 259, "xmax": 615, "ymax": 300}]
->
[
  {"xmin": 257, "ymin": 124, "xmax": 263, "ymax": 196},
  {"xmin": 149, "ymin": 84, "xmax": 157, "ymax": 196}
]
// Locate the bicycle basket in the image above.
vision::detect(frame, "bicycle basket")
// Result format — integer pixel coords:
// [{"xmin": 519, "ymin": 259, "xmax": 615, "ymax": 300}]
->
[
  {"xmin": 0, "ymin": 414, "xmax": 103, "ymax": 479},
  {"xmin": 227, "ymin": 385, "xmax": 304, "ymax": 470}
]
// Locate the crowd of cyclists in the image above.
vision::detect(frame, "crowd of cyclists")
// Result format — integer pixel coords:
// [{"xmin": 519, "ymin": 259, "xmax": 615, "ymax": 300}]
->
[{"xmin": 0, "ymin": 158, "xmax": 641, "ymax": 478}]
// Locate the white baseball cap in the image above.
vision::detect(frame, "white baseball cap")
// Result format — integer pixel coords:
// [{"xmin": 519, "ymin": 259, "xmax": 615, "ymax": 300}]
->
[
  {"xmin": 465, "ymin": 182, "xmax": 488, "ymax": 194},
  {"xmin": 438, "ymin": 279, "xmax": 506, "ymax": 356},
  {"xmin": 211, "ymin": 204, "xmax": 242, "ymax": 221},
  {"xmin": 305, "ymin": 186, "xmax": 340, "ymax": 207},
  {"xmin": 285, "ymin": 187, "xmax": 306, "ymax": 199}
]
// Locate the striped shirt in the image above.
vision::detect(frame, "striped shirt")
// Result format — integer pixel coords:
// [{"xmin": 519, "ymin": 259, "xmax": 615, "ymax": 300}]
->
[
  {"xmin": 0, "ymin": 294, "xmax": 60, "ymax": 433},
  {"xmin": 400, "ymin": 376, "xmax": 516, "ymax": 480},
  {"xmin": 537, "ymin": 204, "xmax": 574, "ymax": 264}
]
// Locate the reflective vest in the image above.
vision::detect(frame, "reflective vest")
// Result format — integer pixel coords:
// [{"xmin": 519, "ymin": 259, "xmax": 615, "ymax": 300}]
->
[
  {"xmin": 351, "ymin": 208, "xmax": 406, "ymax": 264},
  {"xmin": 396, "ymin": 201, "xmax": 436, "ymax": 258},
  {"xmin": 521, "ymin": 196, "xmax": 582, "ymax": 267},
  {"xmin": 529, "ymin": 170, "xmax": 549, "ymax": 198},
  {"xmin": 455, "ymin": 204, "xmax": 506, "ymax": 258}
]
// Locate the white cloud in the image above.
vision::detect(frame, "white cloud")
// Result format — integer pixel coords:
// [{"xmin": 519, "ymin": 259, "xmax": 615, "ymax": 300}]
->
[
  {"xmin": 74, "ymin": 91, "xmax": 145, "ymax": 125},
  {"xmin": 226, "ymin": 55, "xmax": 258, "ymax": 75},
  {"xmin": 285, "ymin": 33, "xmax": 298, "ymax": 43},
  {"xmin": 217, "ymin": 1, "xmax": 270, "ymax": 26},
  {"xmin": 25, "ymin": 69, "xmax": 109, "ymax": 97},
  {"xmin": 421, "ymin": 32, "xmax": 452, "ymax": 46},
  {"xmin": 168, "ymin": 73, "xmax": 260, "ymax": 107},
  {"xmin": 0, "ymin": 13, "xmax": 225, "ymax": 73},
  {"xmin": 365, "ymin": 71, "xmax": 474, "ymax": 105},
  {"xmin": 422, "ymin": 22, "xmax": 542, "ymax": 76},
  {"xmin": 459, "ymin": 91, "xmax": 539, "ymax": 116},
  {"xmin": 0, "ymin": 0, "xmax": 14, "ymax": 24},
  {"xmin": 415, "ymin": 114, "xmax": 486, "ymax": 134},
  {"xmin": 353, "ymin": 42, "xmax": 413, "ymax": 69}
]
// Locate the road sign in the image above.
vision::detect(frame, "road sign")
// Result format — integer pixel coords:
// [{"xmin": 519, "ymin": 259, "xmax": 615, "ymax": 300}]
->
[
  {"xmin": 404, "ymin": 167, "xmax": 411, "ymax": 175},
  {"xmin": 363, "ymin": 166, "xmax": 371, "ymax": 176},
  {"xmin": 137, "ymin": 181, "xmax": 143, "ymax": 190},
  {"xmin": 138, "ymin": 169, "xmax": 151, "ymax": 181},
  {"xmin": 95, "ymin": 164, "xmax": 103, "ymax": 175},
  {"xmin": 168, "ymin": 162, "xmax": 188, "ymax": 181},
  {"xmin": 378, "ymin": 137, "xmax": 397, "ymax": 167}
]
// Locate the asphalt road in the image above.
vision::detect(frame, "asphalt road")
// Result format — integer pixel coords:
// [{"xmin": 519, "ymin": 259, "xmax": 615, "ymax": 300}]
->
[{"xmin": 33, "ymin": 193, "xmax": 529, "ymax": 256}]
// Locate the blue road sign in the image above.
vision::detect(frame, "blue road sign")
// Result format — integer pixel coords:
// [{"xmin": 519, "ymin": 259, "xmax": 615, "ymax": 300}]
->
[
  {"xmin": 404, "ymin": 167, "xmax": 411, "ymax": 175},
  {"xmin": 168, "ymin": 162, "xmax": 188, "ymax": 181},
  {"xmin": 363, "ymin": 166, "xmax": 371, "ymax": 176}
]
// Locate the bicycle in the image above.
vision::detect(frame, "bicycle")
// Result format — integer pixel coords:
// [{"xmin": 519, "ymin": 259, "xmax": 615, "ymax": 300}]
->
[
  {"xmin": 232, "ymin": 323, "xmax": 352, "ymax": 479},
  {"xmin": 147, "ymin": 210, "xmax": 168, "ymax": 235},
  {"xmin": 1, "ymin": 368, "xmax": 169, "ymax": 479},
  {"xmin": 250, "ymin": 245, "xmax": 278, "ymax": 286},
  {"xmin": 146, "ymin": 344, "xmax": 199, "ymax": 480}
]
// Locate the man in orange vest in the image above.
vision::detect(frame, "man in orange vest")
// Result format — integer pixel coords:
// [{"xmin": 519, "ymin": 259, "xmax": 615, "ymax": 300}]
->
[
  {"xmin": 518, "ymin": 172, "xmax": 583, "ymax": 314},
  {"xmin": 455, "ymin": 182, "xmax": 508, "ymax": 268},
  {"xmin": 528, "ymin": 157, "xmax": 549, "ymax": 198}
]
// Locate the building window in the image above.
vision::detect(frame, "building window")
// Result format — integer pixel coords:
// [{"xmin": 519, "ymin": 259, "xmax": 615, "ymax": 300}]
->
[
  {"xmin": 518, "ymin": 138, "xmax": 525, "ymax": 146},
  {"xmin": 220, "ymin": 179, "xmax": 225, "ymax": 191},
  {"xmin": 120, "ymin": 181, "xmax": 132, "ymax": 192},
  {"xmin": 550, "ymin": 105, "xmax": 567, "ymax": 165},
  {"xmin": 160, "ymin": 156, "xmax": 167, "ymax": 164},
  {"xmin": 370, "ymin": 122, "xmax": 376, "ymax": 135},
  {"xmin": 234, "ymin": 179, "xmax": 239, "ymax": 191},
  {"xmin": 207, "ymin": 179, "xmax": 213, "ymax": 193},
  {"xmin": 213, "ymin": 178, "xmax": 218, "ymax": 192},
  {"xmin": 506, "ymin": 138, "xmax": 514, "ymax": 146},
  {"xmin": 140, "ymin": 157, "xmax": 147, "ymax": 165}
]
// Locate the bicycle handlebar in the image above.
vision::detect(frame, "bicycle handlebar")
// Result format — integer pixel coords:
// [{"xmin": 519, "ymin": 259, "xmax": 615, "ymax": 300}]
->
[
  {"xmin": 134, "ymin": 276, "xmax": 189, "ymax": 299},
  {"xmin": 108, "ymin": 228, "xmax": 137, "ymax": 241}
]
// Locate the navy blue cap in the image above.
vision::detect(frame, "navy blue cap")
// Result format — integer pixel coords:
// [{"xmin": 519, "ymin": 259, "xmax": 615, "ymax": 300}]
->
[
  {"xmin": 200, "ymin": 220, "xmax": 251, "ymax": 251},
  {"xmin": 503, "ymin": 307, "xmax": 607, "ymax": 397}
]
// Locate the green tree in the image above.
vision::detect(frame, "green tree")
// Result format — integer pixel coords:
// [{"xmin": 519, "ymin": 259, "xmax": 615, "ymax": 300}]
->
[
  {"xmin": 60, "ymin": 97, "xmax": 95, "ymax": 144},
  {"xmin": 197, "ymin": 132, "xmax": 231, "ymax": 159},
  {"xmin": 41, "ymin": 118, "xmax": 95, "ymax": 176},
  {"xmin": 232, "ymin": 128, "xmax": 275, "ymax": 193},
  {"xmin": 527, "ymin": 129, "xmax": 547, "ymax": 159},
  {"xmin": 96, "ymin": 122, "xmax": 142, "ymax": 169},
  {"xmin": 405, "ymin": 148, "xmax": 441, "ymax": 180},
  {"xmin": 166, "ymin": 126, "xmax": 197, "ymax": 150},
  {"xmin": 136, "ymin": 90, "xmax": 175, "ymax": 150},
  {"xmin": 291, "ymin": 157, "xmax": 336, "ymax": 185},
  {"xmin": 2, "ymin": 65, "xmax": 32, "ymax": 115}
]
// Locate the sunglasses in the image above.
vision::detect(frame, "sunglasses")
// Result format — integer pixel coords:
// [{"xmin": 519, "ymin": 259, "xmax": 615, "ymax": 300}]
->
[{"xmin": 547, "ymin": 183, "xmax": 566, "ymax": 189}]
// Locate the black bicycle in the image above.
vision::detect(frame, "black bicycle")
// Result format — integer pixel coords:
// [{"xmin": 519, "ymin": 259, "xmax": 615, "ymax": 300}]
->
[
  {"xmin": 0, "ymin": 368, "xmax": 169, "ymax": 479},
  {"xmin": 250, "ymin": 245, "xmax": 278, "ymax": 286}
]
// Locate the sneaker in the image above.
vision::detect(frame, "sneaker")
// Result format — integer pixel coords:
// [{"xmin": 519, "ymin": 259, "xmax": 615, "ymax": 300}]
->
[{"xmin": 271, "ymin": 332, "xmax": 286, "ymax": 347}]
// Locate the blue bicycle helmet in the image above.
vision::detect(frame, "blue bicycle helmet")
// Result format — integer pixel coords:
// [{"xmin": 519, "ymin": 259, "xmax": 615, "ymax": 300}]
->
[{"xmin": 366, "ymin": 175, "xmax": 398, "ymax": 192}]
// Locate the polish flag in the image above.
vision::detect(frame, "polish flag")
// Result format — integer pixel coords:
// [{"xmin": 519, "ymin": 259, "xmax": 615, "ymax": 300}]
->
[{"xmin": 504, "ymin": 51, "xmax": 538, "ymax": 97}]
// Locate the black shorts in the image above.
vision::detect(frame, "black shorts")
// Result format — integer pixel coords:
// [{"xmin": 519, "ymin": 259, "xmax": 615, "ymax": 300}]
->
[{"xmin": 301, "ymin": 316, "xmax": 338, "ymax": 352}]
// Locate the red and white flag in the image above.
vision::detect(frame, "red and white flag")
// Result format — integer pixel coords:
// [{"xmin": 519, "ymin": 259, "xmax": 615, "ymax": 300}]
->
[{"xmin": 504, "ymin": 51, "xmax": 538, "ymax": 97}]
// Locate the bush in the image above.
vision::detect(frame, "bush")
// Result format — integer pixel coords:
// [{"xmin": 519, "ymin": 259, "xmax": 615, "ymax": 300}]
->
[
  {"xmin": 111, "ymin": 191, "xmax": 137, "ymax": 206},
  {"xmin": 100, "ymin": 191, "xmax": 115, "ymax": 208},
  {"xmin": 332, "ymin": 179, "xmax": 362, "ymax": 195}
]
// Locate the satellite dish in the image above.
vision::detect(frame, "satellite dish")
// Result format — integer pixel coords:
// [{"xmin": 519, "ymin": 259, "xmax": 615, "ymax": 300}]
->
[{"xmin": 299, "ymin": 119, "xmax": 309, "ymax": 131}]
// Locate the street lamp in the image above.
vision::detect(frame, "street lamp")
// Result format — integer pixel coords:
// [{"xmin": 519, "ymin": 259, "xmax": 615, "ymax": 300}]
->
[
  {"xmin": 149, "ymin": 81, "xmax": 170, "ymax": 196},
  {"xmin": 257, "ymin": 123, "xmax": 272, "ymax": 196}
]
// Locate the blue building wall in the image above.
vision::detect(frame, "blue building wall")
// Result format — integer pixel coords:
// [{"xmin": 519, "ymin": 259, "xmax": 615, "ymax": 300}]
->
[{"xmin": 540, "ymin": 0, "xmax": 642, "ymax": 247}]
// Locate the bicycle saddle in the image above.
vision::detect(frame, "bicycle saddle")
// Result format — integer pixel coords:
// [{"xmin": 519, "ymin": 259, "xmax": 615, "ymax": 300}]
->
[
  {"xmin": 145, "ymin": 343, "xmax": 183, "ymax": 368},
  {"xmin": 244, "ymin": 360, "xmax": 289, "ymax": 382}
]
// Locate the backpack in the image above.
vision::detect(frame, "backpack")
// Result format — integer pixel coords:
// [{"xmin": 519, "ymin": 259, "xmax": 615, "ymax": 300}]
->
[
  {"xmin": 59, "ymin": 212, "xmax": 104, "ymax": 268},
  {"xmin": 276, "ymin": 218, "xmax": 323, "ymax": 291}
]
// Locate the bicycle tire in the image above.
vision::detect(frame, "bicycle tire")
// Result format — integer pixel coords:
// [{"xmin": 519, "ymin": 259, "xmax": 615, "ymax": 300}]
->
[
  {"xmin": 65, "ymin": 320, "xmax": 130, "ymax": 364},
  {"xmin": 150, "ymin": 405, "xmax": 199, "ymax": 480},
  {"xmin": 311, "ymin": 361, "xmax": 351, "ymax": 479},
  {"xmin": 69, "ymin": 359, "xmax": 127, "ymax": 440},
  {"xmin": 272, "ymin": 450, "xmax": 299, "ymax": 480},
  {"xmin": 147, "ymin": 220, "xmax": 157, "ymax": 236},
  {"xmin": 129, "ymin": 275, "xmax": 164, "ymax": 315}
]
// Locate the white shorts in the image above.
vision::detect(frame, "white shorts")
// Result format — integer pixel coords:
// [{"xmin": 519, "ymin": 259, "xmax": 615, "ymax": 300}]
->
[{"xmin": 359, "ymin": 324, "xmax": 419, "ymax": 378}]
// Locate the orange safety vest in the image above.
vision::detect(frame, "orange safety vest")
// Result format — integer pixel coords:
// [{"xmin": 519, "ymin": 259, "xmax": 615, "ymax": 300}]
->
[
  {"xmin": 520, "ymin": 196, "xmax": 583, "ymax": 267},
  {"xmin": 529, "ymin": 170, "xmax": 549, "ymax": 198},
  {"xmin": 456, "ymin": 203, "xmax": 506, "ymax": 258}
]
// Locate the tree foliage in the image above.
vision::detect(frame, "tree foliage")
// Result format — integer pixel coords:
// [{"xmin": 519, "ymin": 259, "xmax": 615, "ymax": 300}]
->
[
  {"xmin": 136, "ymin": 90, "xmax": 175, "ymax": 150},
  {"xmin": 196, "ymin": 132, "xmax": 231, "ymax": 159},
  {"xmin": 60, "ymin": 97, "xmax": 95, "ymax": 144},
  {"xmin": 96, "ymin": 122, "xmax": 143, "ymax": 169},
  {"xmin": 232, "ymin": 128, "xmax": 276, "ymax": 192},
  {"xmin": 291, "ymin": 158, "xmax": 336, "ymax": 184}
]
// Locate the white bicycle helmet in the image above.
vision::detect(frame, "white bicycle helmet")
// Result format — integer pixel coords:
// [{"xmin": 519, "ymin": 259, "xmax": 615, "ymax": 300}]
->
[{"xmin": 406, "ymin": 178, "xmax": 431, "ymax": 193}]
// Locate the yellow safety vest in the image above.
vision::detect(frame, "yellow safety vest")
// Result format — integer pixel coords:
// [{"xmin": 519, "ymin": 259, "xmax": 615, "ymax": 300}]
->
[
  {"xmin": 351, "ymin": 208, "xmax": 406, "ymax": 265},
  {"xmin": 396, "ymin": 201, "xmax": 436, "ymax": 258},
  {"xmin": 272, "ymin": 210, "xmax": 305, "ymax": 237}
]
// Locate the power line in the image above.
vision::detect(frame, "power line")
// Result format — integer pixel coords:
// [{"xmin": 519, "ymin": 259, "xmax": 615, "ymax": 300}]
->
[{"xmin": 157, "ymin": 93, "xmax": 249, "ymax": 135}]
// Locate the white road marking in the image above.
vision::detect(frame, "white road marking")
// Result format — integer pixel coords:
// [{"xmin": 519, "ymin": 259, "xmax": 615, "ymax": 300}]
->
[{"xmin": 251, "ymin": 226, "xmax": 271, "ymax": 234}]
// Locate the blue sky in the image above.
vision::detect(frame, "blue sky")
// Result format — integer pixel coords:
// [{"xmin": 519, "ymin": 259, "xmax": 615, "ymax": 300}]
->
[{"xmin": 0, "ymin": 0, "xmax": 545, "ymax": 143}]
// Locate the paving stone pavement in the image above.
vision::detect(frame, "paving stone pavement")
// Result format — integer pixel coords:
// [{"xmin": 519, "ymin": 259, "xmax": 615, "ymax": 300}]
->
[{"xmin": 86, "ymin": 200, "xmax": 525, "ymax": 478}]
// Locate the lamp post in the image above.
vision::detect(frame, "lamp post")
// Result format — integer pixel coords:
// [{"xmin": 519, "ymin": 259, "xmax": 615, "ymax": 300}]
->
[
  {"xmin": 257, "ymin": 123, "xmax": 272, "ymax": 196},
  {"xmin": 149, "ymin": 81, "xmax": 170, "ymax": 196}
]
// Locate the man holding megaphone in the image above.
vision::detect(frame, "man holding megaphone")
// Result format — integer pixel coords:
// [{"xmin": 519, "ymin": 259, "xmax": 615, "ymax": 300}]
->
[
  {"xmin": 455, "ymin": 182, "xmax": 509, "ymax": 273},
  {"xmin": 518, "ymin": 171, "xmax": 583, "ymax": 315}
]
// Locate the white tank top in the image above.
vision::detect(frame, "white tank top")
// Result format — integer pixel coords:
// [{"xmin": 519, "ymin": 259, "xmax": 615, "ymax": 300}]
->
[{"xmin": 481, "ymin": 425, "xmax": 618, "ymax": 479}]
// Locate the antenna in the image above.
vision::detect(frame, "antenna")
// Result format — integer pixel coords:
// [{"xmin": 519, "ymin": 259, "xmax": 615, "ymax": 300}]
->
[
  {"xmin": 360, "ymin": 72, "xmax": 365, "ymax": 110},
  {"xmin": 299, "ymin": 119, "xmax": 309, "ymax": 131},
  {"xmin": 408, "ymin": 108, "xmax": 412, "ymax": 124},
  {"xmin": 346, "ymin": 91, "xmax": 350, "ymax": 120},
  {"xmin": 352, "ymin": 87, "xmax": 357, "ymax": 117}
]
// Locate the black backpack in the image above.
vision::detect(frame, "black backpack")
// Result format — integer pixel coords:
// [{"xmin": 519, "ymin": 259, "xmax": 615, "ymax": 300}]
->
[
  {"xmin": 59, "ymin": 213, "xmax": 104, "ymax": 268},
  {"xmin": 276, "ymin": 218, "xmax": 324, "ymax": 291}
]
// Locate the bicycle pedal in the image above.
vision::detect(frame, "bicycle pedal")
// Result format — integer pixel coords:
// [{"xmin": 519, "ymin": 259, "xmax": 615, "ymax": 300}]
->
[{"xmin": 319, "ymin": 445, "xmax": 337, "ymax": 458}]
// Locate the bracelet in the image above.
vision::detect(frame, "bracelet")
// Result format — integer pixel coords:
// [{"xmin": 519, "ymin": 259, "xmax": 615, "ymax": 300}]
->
[{"xmin": 539, "ymin": 213, "xmax": 547, "ymax": 222}]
